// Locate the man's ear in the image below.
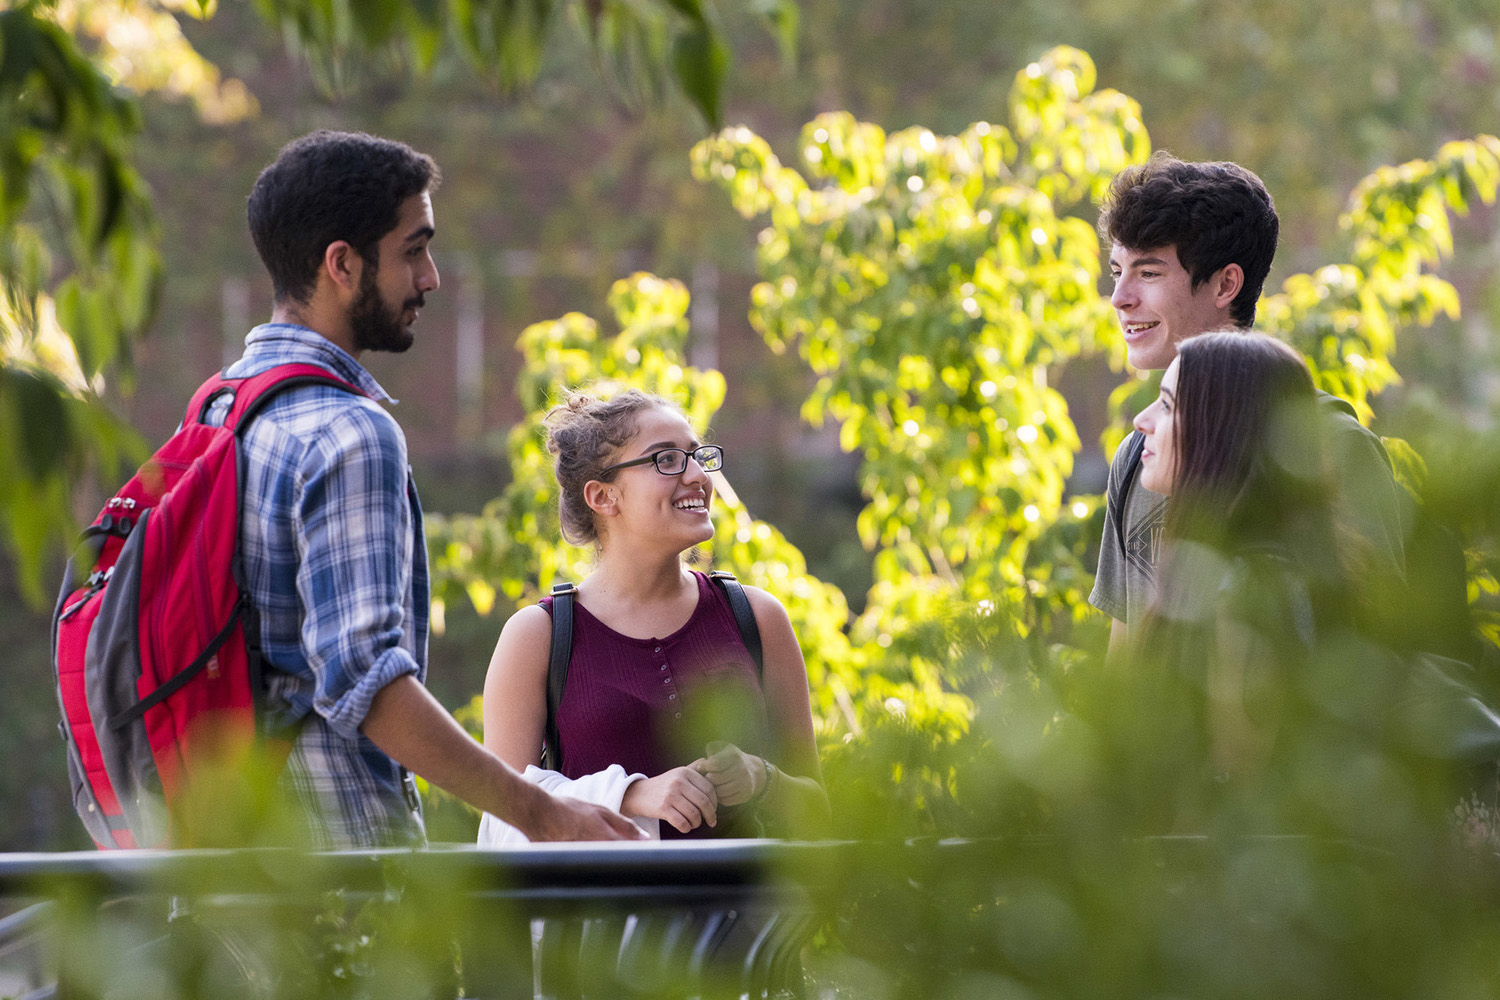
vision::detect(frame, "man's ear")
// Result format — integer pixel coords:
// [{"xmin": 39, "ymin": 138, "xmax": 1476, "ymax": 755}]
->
[
  {"xmin": 1211, "ymin": 262, "xmax": 1245, "ymax": 311},
  {"xmin": 323, "ymin": 240, "xmax": 361, "ymax": 295},
  {"xmin": 583, "ymin": 480, "xmax": 618, "ymax": 518}
]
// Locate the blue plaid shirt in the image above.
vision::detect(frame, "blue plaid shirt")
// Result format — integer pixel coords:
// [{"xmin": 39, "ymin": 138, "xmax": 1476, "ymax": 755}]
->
[{"xmin": 225, "ymin": 324, "xmax": 429, "ymax": 848}]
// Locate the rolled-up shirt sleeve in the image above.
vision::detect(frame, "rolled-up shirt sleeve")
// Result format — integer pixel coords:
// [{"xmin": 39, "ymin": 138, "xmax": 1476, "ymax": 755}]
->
[{"xmin": 293, "ymin": 402, "xmax": 421, "ymax": 740}]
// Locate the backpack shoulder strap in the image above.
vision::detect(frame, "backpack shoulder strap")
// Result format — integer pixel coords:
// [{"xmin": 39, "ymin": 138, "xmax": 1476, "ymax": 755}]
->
[
  {"xmin": 186, "ymin": 363, "xmax": 366, "ymax": 433},
  {"xmin": 209, "ymin": 364, "xmax": 365, "ymax": 743},
  {"xmin": 709, "ymin": 570, "xmax": 764, "ymax": 678},
  {"xmin": 542, "ymin": 582, "xmax": 578, "ymax": 771},
  {"xmin": 1110, "ymin": 430, "xmax": 1147, "ymax": 557}
]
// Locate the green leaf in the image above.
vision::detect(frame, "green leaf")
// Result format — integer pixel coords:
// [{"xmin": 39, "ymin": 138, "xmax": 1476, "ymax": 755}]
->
[
  {"xmin": 3, "ymin": 366, "xmax": 70, "ymax": 480},
  {"xmin": 757, "ymin": 0, "xmax": 800, "ymax": 71},
  {"xmin": 94, "ymin": 150, "xmax": 126, "ymax": 248},
  {"xmin": 350, "ymin": 0, "xmax": 403, "ymax": 45},
  {"xmin": 672, "ymin": 22, "xmax": 728, "ymax": 130},
  {"xmin": 660, "ymin": 0, "xmax": 707, "ymax": 26}
]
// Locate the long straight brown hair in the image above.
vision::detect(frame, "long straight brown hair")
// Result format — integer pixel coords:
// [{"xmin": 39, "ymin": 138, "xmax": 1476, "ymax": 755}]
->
[
  {"xmin": 1167, "ymin": 331, "xmax": 1325, "ymax": 550},
  {"xmin": 1146, "ymin": 330, "xmax": 1355, "ymax": 649},
  {"xmin": 1132, "ymin": 329, "xmax": 1350, "ymax": 738}
]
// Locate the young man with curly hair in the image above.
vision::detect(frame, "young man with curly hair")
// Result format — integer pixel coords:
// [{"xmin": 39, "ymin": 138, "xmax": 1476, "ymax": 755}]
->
[{"xmin": 1090, "ymin": 153, "xmax": 1406, "ymax": 651}]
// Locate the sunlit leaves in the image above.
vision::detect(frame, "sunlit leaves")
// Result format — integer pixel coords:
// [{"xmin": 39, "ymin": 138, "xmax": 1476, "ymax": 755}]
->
[
  {"xmin": 1007, "ymin": 46, "xmax": 1148, "ymax": 210},
  {"xmin": 53, "ymin": 0, "xmax": 257, "ymax": 124},
  {"xmin": 685, "ymin": 47, "xmax": 1148, "ymax": 762},
  {"xmin": 428, "ymin": 271, "xmax": 856, "ymax": 741},
  {"xmin": 1261, "ymin": 135, "xmax": 1500, "ymax": 421},
  {"xmin": 798, "ymin": 112, "xmax": 886, "ymax": 194},
  {"xmin": 695, "ymin": 47, "xmax": 1135, "ymax": 646},
  {"xmin": 690, "ymin": 125, "xmax": 808, "ymax": 227},
  {"xmin": 1345, "ymin": 137, "xmax": 1500, "ymax": 281}
]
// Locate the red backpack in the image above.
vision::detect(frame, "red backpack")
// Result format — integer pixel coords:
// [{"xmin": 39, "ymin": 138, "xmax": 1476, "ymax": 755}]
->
[{"xmin": 52, "ymin": 364, "xmax": 362, "ymax": 848}]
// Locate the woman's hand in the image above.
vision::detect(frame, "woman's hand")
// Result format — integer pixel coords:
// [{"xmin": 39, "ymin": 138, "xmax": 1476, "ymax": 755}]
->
[
  {"xmin": 620, "ymin": 766, "xmax": 720, "ymax": 833},
  {"xmin": 698, "ymin": 741, "xmax": 767, "ymax": 807}
]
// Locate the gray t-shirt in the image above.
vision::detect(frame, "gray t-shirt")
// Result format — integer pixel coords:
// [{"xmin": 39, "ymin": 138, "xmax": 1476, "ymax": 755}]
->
[
  {"xmin": 1089, "ymin": 391, "xmax": 1407, "ymax": 626},
  {"xmin": 1090, "ymin": 433, "xmax": 1169, "ymax": 625}
]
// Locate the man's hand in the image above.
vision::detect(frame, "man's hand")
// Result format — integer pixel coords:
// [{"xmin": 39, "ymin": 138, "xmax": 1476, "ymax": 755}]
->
[
  {"xmin": 621, "ymin": 766, "xmax": 719, "ymax": 833},
  {"xmin": 360, "ymin": 676, "xmax": 645, "ymax": 842},
  {"xmin": 698, "ymin": 741, "xmax": 766, "ymax": 807},
  {"xmin": 523, "ymin": 792, "xmax": 647, "ymax": 842}
]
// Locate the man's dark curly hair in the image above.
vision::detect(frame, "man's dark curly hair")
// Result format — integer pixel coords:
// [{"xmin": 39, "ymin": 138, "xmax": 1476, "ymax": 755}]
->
[
  {"xmin": 1099, "ymin": 152, "xmax": 1278, "ymax": 327},
  {"xmin": 248, "ymin": 130, "xmax": 439, "ymax": 305}
]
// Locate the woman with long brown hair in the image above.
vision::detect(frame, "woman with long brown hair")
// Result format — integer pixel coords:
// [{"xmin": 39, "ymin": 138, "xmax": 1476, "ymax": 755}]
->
[
  {"xmin": 1126, "ymin": 331, "xmax": 1361, "ymax": 799},
  {"xmin": 1133, "ymin": 329, "xmax": 1349, "ymax": 616}
]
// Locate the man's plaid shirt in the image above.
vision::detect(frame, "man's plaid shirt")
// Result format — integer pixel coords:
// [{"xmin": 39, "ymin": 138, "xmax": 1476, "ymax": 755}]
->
[{"xmin": 223, "ymin": 324, "xmax": 428, "ymax": 848}]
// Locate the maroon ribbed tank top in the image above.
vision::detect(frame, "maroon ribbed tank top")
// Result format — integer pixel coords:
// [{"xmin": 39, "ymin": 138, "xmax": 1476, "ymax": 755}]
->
[{"xmin": 544, "ymin": 571, "xmax": 769, "ymax": 838}]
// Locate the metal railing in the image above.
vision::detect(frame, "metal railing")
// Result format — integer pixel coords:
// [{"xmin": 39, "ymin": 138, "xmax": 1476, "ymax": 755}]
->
[
  {"xmin": 0, "ymin": 836, "xmax": 1465, "ymax": 999},
  {"xmin": 0, "ymin": 840, "xmax": 843, "ymax": 999}
]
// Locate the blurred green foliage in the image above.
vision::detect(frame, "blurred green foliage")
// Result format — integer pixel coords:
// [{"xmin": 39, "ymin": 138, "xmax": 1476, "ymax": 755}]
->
[
  {"xmin": 250, "ymin": 0, "xmax": 799, "ymax": 128},
  {"xmin": 1262, "ymin": 137, "xmax": 1500, "ymax": 423},
  {"xmin": 0, "ymin": 5, "xmax": 158, "ymax": 600}
]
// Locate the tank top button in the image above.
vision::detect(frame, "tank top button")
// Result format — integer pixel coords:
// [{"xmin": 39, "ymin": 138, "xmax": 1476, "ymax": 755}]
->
[
  {"xmin": 659, "ymin": 664, "xmax": 667, "ymax": 671},
  {"xmin": 654, "ymin": 646, "xmax": 661, "ymax": 652}
]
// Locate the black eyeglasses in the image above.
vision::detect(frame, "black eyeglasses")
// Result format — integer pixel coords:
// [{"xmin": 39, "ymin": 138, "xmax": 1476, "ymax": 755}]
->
[{"xmin": 599, "ymin": 445, "xmax": 725, "ymax": 478}]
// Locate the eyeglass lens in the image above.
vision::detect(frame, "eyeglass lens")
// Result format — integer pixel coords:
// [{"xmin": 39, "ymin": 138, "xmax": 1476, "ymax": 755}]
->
[{"xmin": 655, "ymin": 447, "xmax": 722, "ymax": 474}]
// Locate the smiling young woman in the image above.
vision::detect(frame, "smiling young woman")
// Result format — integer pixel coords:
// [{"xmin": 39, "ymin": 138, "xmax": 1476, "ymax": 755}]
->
[
  {"xmin": 477, "ymin": 388, "xmax": 828, "ymax": 843},
  {"xmin": 1126, "ymin": 332, "xmax": 1369, "ymax": 799}
]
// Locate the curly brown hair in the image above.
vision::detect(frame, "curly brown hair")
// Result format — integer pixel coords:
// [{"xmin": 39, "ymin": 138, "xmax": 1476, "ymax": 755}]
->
[
  {"xmin": 1099, "ymin": 152, "xmax": 1278, "ymax": 327},
  {"xmin": 544, "ymin": 388, "xmax": 684, "ymax": 546}
]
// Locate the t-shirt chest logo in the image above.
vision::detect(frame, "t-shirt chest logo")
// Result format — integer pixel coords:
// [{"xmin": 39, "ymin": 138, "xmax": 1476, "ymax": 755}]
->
[{"xmin": 1124, "ymin": 497, "xmax": 1167, "ymax": 583}]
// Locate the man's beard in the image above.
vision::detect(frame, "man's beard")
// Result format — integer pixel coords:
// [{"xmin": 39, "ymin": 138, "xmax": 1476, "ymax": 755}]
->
[{"xmin": 349, "ymin": 258, "xmax": 421, "ymax": 354}]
